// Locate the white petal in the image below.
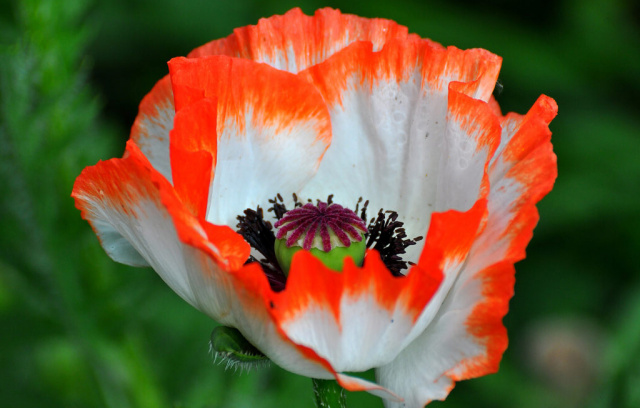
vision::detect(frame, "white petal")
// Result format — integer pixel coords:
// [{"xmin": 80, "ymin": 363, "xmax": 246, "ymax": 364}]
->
[
  {"xmin": 375, "ymin": 97, "xmax": 557, "ymax": 408},
  {"xmin": 130, "ymin": 75, "xmax": 175, "ymax": 183},
  {"xmin": 299, "ymin": 40, "xmax": 501, "ymax": 263},
  {"xmin": 269, "ymin": 251, "xmax": 442, "ymax": 373},
  {"xmin": 167, "ymin": 56, "xmax": 332, "ymax": 228},
  {"xmin": 188, "ymin": 8, "xmax": 412, "ymax": 73}
]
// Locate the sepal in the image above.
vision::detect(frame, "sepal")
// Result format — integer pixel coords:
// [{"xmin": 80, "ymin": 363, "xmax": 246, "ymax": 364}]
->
[{"xmin": 210, "ymin": 326, "xmax": 270, "ymax": 371}]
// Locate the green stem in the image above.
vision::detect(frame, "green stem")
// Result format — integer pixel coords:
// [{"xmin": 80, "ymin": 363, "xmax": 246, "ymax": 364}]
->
[{"xmin": 313, "ymin": 378, "xmax": 347, "ymax": 408}]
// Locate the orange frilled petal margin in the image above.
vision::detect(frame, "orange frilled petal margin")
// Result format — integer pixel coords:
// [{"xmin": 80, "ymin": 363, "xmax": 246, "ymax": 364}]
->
[{"xmin": 72, "ymin": 7, "xmax": 557, "ymax": 408}]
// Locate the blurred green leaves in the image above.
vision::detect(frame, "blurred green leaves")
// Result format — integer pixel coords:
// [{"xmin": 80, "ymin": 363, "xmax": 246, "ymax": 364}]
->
[{"xmin": 1, "ymin": 0, "xmax": 639, "ymax": 407}]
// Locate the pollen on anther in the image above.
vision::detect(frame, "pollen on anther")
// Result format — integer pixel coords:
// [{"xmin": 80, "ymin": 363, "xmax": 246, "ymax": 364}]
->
[{"xmin": 273, "ymin": 202, "xmax": 367, "ymax": 252}]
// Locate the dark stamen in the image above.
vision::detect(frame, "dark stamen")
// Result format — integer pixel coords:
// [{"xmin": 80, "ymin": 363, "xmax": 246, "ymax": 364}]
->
[
  {"xmin": 268, "ymin": 194, "xmax": 287, "ymax": 220},
  {"xmin": 326, "ymin": 194, "xmax": 334, "ymax": 205},
  {"xmin": 355, "ymin": 197, "xmax": 368, "ymax": 221},
  {"xmin": 237, "ymin": 195, "xmax": 422, "ymax": 288},
  {"xmin": 357, "ymin": 198, "xmax": 423, "ymax": 277},
  {"xmin": 236, "ymin": 207, "xmax": 286, "ymax": 291}
]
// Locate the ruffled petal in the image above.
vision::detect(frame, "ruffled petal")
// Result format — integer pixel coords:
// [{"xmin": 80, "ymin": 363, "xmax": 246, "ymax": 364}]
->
[
  {"xmin": 375, "ymin": 96, "xmax": 557, "ymax": 408},
  {"xmin": 169, "ymin": 98, "xmax": 218, "ymax": 219},
  {"xmin": 74, "ymin": 140, "xmax": 254, "ymax": 318},
  {"xmin": 434, "ymin": 88, "xmax": 501, "ymax": 213},
  {"xmin": 167, "ymin": 55, "xmax": 332, "ymax": 228},
  {"xmin": 128, "ymin": 8, "xmax": 410, "ymax": 178},
  {"xmin": 129, "ymin": 75, "xmax": 175, "ymax": 182},
  {"xmin": 448, "ymin": 95, "xmax": 558, "ymax": 378},
  {"xmin": 299, "ymin": 39, "xmax": 501, "ymax": 261},
  {"xmin": 220, "ymin": 276, "xmax": 403, "ymax": 401},
  {"xmin": 262, "ymin": 199, "xmax": 484, "ymax": 400},
  {"xmin": 188, "ymin": 8, "xmax": 413, "ymax": 73},
  {"xmin": 267, "ymin": 250, "xmax": 442, "ymax": 372},
  {"xmin": 374, "ymin": 207, "xmax": 495, "ymax": 407},
  {"xmin": 72, "ymin": 142, "xmax": 217, "ymax": 306},
  {"xmin": 375, "ymin": 263, "xmax": 512, "ymax": 408},
  {"xmin": 74, "ymin": 136, "xmax": 359, "ymax": 382}
]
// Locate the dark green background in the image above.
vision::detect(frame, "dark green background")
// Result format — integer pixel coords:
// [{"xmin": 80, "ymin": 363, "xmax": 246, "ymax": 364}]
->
[{"xmin": 1, "ymin": 0, "xmax": 639, "ymax": 407}]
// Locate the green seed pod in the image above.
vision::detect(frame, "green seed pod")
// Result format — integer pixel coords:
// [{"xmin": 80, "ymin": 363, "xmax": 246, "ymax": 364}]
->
[
  {"xmin": 273, "ymin": 201, "xmax": 368, "ymax": 274},
  {"xmin": 275, "ymin": 235, "xmax": 366, "ymax": 274},
  {"xmin": 210, "ymin": 326, "xmax": 269, "ymax": 371}
]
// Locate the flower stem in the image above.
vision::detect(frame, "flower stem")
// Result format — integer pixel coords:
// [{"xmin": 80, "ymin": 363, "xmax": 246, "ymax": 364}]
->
[{"xmin": 313, "ymin": 378, "xmax": 347, "ymax": 408}]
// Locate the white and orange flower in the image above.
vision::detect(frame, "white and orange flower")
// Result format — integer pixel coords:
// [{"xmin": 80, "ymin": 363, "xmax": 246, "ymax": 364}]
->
[{"xmin": 72, "ymin": 8, "xmax": 557, "ymax": 407}]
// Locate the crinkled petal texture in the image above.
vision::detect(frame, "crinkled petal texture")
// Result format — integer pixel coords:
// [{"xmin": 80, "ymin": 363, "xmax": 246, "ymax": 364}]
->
[{"xmin": 72, "ymin": 8, "xmax": 556, "ymax": 408}]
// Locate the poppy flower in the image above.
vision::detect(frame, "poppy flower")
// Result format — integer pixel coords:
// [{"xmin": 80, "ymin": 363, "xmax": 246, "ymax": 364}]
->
[{"xmin": 72, "ymin": 8, "xmax": 557, "ymax": 408}]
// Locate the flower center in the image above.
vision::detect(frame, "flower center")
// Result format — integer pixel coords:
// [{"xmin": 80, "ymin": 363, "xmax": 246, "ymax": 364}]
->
[
  {"xmin": 235, "ymin": 194, "xmax": 423, "ymax": 292},
  {"xmin": 274, "ymin": 202, "xmax": 367, "ymax": 251},
  {"xmin": 273, "ymin": 202, "xmax": 367, "ymax": 273}
]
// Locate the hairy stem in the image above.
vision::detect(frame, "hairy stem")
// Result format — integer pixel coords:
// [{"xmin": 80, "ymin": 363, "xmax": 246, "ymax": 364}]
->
[{"xmin": 313, "ymin": 378, "xmax": 347, "ymax": 408}]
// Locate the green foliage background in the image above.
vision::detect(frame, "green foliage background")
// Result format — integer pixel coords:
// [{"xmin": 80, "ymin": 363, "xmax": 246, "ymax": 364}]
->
[{"xmin": 0, "ymin": 0, "xmax": 638, "ymax": 407}]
